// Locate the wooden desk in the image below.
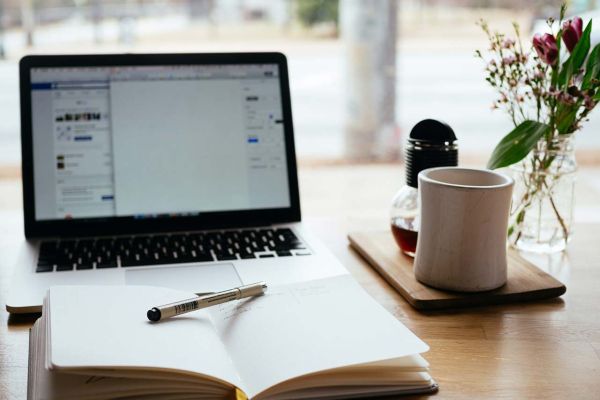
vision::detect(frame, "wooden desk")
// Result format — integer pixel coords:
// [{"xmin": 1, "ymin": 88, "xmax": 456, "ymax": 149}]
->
[{"xmin": 2, "ymin": 165, "xmax": 600, "ymax": 399}]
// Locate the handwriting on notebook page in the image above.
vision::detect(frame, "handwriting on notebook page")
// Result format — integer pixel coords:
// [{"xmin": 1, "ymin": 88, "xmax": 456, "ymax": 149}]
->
[{"xmin": 214, "ymin": 282, "xmax": 333, "ymax": 321}]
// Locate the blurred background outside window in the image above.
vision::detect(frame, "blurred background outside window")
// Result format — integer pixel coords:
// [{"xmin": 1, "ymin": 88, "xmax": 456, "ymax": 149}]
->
[{"xmin": 0, "ymin": 0, "xmax": 598, "ymax": 172}]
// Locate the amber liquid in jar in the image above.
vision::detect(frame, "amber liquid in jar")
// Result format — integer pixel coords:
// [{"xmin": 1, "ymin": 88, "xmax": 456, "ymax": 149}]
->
[{"xmin": 391, "ymin": 217, "xmax": 418, "ymax": 257}]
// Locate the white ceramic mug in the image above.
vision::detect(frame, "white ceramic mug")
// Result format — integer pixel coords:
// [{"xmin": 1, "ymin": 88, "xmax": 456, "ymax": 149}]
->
[{"xmin": 413, "ymin": 167, "xmax": 514, "ymax": 292}]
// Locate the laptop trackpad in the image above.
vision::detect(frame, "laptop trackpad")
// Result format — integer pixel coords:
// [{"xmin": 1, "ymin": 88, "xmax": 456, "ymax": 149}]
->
[{"xmin": 124, "ymin": 263, "xmax": 242, "ymax": 294}]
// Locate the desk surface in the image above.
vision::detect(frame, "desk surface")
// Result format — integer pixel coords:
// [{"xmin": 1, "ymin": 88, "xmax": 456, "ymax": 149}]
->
[{"xmin": 2, "ymin": 164, "xmax": 600, "ymax": 399}]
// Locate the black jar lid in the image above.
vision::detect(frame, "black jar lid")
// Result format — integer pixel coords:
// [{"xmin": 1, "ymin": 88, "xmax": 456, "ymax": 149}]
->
[{"xmin": 405, "ymin": 119, "xmax": 458, "ymax": 188}]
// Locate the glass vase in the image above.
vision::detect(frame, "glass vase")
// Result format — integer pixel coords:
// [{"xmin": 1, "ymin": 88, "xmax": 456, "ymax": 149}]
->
[{"xmin": 509, "ymin": 135, "xmax": 577, "ymax": 253}]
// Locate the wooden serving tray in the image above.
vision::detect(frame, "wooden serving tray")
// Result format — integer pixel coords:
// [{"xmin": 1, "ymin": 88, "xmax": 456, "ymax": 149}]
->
[{"xmin": 348, "ymin": 230, "xmax": 566, "ymax": 310}]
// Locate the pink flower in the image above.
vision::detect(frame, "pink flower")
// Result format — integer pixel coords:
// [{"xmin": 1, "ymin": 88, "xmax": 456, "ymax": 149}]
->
[
  {"xmin": 557, "ymin": 91, "xmax": 576, "ymax": 105},
  {"xmin": 584, "ymin": 94, "xmax": 595, "ymax": 110},
  {"xmin": 502, "ymin": 38, "xmax": 515, "ymax": 49},
  {"xmin": 533, "ymin": 33, "xmax": 559, "ymax": 65},
  {"xmin": 562, "ymin": 17, "xmax": 583, "ymax": 52},
  {"xmin": 502, "ymin": 55, "xmax": 516, "ymax": 65}
]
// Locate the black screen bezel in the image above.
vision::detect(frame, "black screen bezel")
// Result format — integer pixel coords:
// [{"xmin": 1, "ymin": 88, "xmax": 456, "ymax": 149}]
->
[{"xmin": 20, "ymin": 52, "xmax": 301, "ymax": 238}]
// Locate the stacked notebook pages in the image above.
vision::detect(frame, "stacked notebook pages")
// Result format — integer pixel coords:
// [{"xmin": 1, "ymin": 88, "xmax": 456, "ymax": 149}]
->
[{"xmin": 28, "ymin": 275, "xmax": 437, "ymax": 399}]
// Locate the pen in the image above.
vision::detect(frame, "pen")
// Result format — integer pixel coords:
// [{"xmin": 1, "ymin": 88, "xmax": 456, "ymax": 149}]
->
[{"xmin": 147, "ymin": 281, "xmax": 267, "ymax": 322}]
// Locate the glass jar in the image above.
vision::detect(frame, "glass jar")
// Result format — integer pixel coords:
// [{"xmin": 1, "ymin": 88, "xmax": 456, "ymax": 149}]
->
[
  {"xmin": 390, "ymin": 185, "xmax": 419, "ymax": 257},
  {"xmin": 509, "ymin": 135, "xmax": 577, "ymax": 253},
  {"xmin": 389, "ymin": 119, "xmax": 458, "ymax": 257}
]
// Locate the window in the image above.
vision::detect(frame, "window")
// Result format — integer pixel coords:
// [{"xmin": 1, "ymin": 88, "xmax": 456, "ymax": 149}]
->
[{"xmin": 0, "ymin": 0, "xmax": 598, "ymax": 170}]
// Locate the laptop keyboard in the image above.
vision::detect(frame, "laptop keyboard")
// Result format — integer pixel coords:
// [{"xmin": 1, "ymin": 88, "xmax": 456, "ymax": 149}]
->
[{"xmin": 36, "ymin": 228, "xmax": 311, "ymax": 272}]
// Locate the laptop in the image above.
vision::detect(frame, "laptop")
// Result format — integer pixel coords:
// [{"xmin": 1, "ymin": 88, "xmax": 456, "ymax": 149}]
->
[{"xmin": 6, "ymin": 53, "xmax": 348, "ymax": 314}]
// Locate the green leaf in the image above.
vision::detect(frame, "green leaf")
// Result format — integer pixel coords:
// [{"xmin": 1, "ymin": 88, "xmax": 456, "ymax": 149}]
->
[
  {"xmin": 574, "ymin": 21, "xmax": 592, "ymax": 67},
  {"xmin": 487, "ymin": 121, "xmax": 550, "ymax": 169},
  {"xmin": 558, "ymin": 20, "xmax": 592, "ymax": 87},
  {"xmin": 582, "ymin": 43, "xmax": 600, "ymax": 89},
  {"xmin": 556, "ymin": 103, "xmax": 580, "ymax": 134}
]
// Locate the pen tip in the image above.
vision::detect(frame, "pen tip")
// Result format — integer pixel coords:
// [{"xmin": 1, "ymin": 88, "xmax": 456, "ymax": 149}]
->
[{"xmin": 147, "ymin": 308, "xmax": 161, "ymax": 322}]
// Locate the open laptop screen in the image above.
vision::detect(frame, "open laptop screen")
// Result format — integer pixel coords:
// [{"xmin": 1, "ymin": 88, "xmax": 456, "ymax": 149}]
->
[{"xmin": 29, "ymin": 63, "xmax": 291, "ymax": 222}]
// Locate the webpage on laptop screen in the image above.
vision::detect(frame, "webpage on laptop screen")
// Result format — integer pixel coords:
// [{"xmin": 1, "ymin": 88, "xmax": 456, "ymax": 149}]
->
[{"xmin": 29, "ymin": 64, "xmax": 291, "ymax": 221}]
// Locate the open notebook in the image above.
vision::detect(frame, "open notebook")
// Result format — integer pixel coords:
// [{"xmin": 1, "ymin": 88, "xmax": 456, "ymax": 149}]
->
[{"xmin": 28, "ymin": 275, "xmax": 437, "ymax": 399}]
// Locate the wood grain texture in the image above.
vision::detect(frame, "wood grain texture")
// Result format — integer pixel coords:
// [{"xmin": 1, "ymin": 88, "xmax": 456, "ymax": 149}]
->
[
  {"xmin": 2, "ymin": 164, "xmax": 600, "ymax": 399},
  {"xmin": 348, "ymin": 230, "xmax": 566, "ymax": 310}
]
